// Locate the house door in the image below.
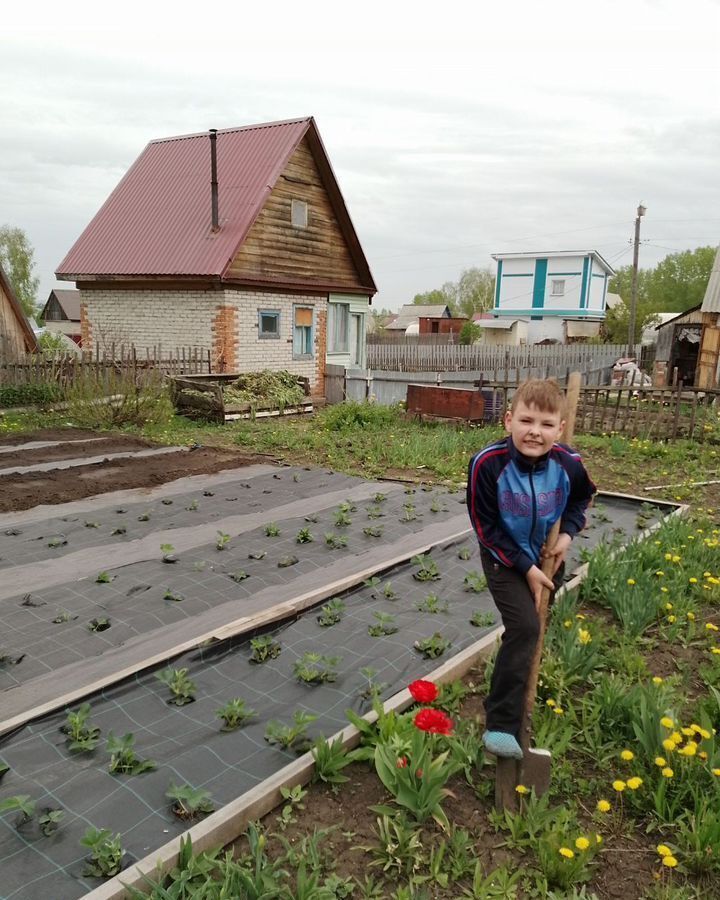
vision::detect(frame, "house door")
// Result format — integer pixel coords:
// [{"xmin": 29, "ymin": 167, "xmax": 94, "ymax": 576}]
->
[{"xmin": 349, "ymin": 314, "xmax": 363, "ymax": 367}]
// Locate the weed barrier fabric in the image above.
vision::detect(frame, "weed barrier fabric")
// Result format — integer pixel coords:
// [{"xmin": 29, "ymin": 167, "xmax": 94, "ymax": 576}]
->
[{"xmin": 0, "ymin": 495, "xmax": 672, "ymax": 900}]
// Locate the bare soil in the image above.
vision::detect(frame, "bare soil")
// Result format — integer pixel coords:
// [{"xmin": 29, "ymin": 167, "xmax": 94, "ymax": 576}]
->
[{"xmin": 0, "ymin": 428, "xmax": 275, "ymax": 512}]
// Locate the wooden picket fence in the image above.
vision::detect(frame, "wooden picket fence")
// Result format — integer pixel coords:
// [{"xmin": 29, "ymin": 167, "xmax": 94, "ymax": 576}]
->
[{"xmin": 0, "ymin": 345, "xmax": 211, "ymax": 390}]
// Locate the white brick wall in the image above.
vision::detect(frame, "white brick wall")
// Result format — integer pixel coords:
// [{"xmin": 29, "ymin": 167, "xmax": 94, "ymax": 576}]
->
[{"xmin": 80, "ymin": 287, "xmax": 328, "ymax": 389}]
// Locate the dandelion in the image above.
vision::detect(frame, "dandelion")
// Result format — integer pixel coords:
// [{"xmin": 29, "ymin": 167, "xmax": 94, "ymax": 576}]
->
[
  {"xmin": 627, "ymin": 777, "xmax": 643, "ymax": 790},
  {"xmin": 595, "ymin": 833, "xmax": 603, "ymax": 844},
  {"xmin": 681, "ymin": 727, "xmax": 694, "ymax": 737},
  {"xmin": 657, "ymin": 845, "xmax": 672, "ymax": 857},
  {"xmin": 652, "ymin": 676, "xmax": 663, "ymax": 685},
  {"xmin": 711, "ymin": 768, "xmax": 720, "ymax": 777},
  {"xmin": 662, "ymin": 739, "xmax": 675, "ymax": 753},
  {"xmin": 661, "ymin": 767, "xmax": 674, "ymax": 778},
  {"xmin": 578, "ymin": 629, "xmax": 592, "ymax": 645},
  {"xmin": 612, "ymin": 780, "xmax": 626, "ymax": 792},
  {"xmin": 627, "ymin": 578, "xmax": 636, "ymax": 585},
  {"xmin": 687, "ymin": 612, "xmax": 696, "ymax": 621},
  {"xmin": 660, "ymin": 716, "xmax": 674, "ymax": 729},
  {"xmin": 655, "ymin": 757, "xmax": 666, "ymax": 767},
  {"xmin": 667, "ymin": 615, "xmax": 676, "ymax": 623},
  {"xmin": 660, "ymin": 586, "xmax": 669, "ymax": 593},
  {"xmin": 699, "ymin": 751, "xmax": 708, "ymax": 760},
  {"xmin": 515, "ymin": 784, "xmax": 529, "ymax": 794},
  {"xmin": 697, "ymin": 726, "xmax": 711, "ymax": 739},
  {"xmin": 706, "ymin": 623, "xmax": 719, "ymax": 631},
  {"xmin": 559, "ymin": 847, "xmax": 575, "ymax": 859},
  {"xmin": 662, "ymin": 856, "xmax": 678, "ymax": 868},
  {"xmin": 655, "ymin": 571, "xmax": 665, "ymax": 577},
  {"xmin": 596, "ymin": 799, "xmax": 611, "ymax": 813},
  {"xmin": 689, "ymin": 577, "xmax": 698, "ymax": 584},
  {"xmin": 576, "ymin": 613, "xmax": 586, "ymax": 620},
  {"xmin": 553, "ymin": 707, "xmax": 565, "ymax": 716},
  {"xmin": 563, "ymin": 619, "xmax": 573, "ymax": 628},
  {"xmin": 620, "ymin": 749, "xmax": 634, "ymax": 761},
  {"xmin": 672, "ymin": 555, "xmax": 681, "ymax": 563},
  {"xmin": 665, "ymin": 602, "xmax": 673, "ymax": 610},
  {"xmin": 670, "ymin": 732, "xmax": 683, "ymax": 745},
  {"xmin": 679, "ymin": 743, "xmax": 697, "ymax": 757},
  {"xmin": 711, "ymin": 648, "xmax": 720, "ymax": 655},
  {"xmin": 575, "ymin": 836, "xmax": 590, "ymax": 851},
  {"xmin": 546, "ymin": 698, "xmax": 556, "ymax": 707}
]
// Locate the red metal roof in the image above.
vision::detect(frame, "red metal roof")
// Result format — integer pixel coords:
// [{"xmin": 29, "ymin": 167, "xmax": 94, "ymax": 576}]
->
[{"xmin": 56, "ymin": 118, "xmax": 322, "ymax": 279}]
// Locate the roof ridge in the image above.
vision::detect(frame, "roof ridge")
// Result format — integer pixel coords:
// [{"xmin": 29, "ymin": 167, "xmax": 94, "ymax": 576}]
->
[{"xmin": 149, "ymin": 117, "xmax": 313, "ymax": 145}]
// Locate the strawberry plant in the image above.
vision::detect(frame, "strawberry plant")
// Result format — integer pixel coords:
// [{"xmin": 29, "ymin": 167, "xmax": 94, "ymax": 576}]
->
[
  {"xmin": 185, "ymin": 500, "xmax": 199, "ymax": 511},
  {"xmin": 412, "ymin": 554, "xmax": 440, "ymax": 581},
  {"xmin": 216, "ymin": 531, "xmax": 231, "ymax": 550},
  {"xmin": 414, "ymin": 633, "xmax": 451, "ymax": 659},
  {"xmin": 84, "ymin": 521, "xmax": 100, "ymax": 529},
  {"xmin": 401, "ymin": 503, "xmax": 418, "ymax": 522},
  {"xmin": 228, "ymin": 570, "xmax": 249, "ymax": 583},
  {"xmin": 156, "ymin": 667, "xmax": 196, "ymax": 705},
  {"xmin": 278, "ymin": 555, "xmax": 298, "ymax": 568},
  {"xmin": 0, "ymin": 795, "xmax": 35, "ymax": 827},
  {"xmin": 264, "ymin": 711, "xmax": 317, "ymax": 752},
  {"xmin": 47, "ymin": 537, "xmax": 67, "ymax": 548},
  {"xmin": 160, "ymin": 543, "xmax": 177, "ymax": 563},
  {"xmin": 416, "ymin": 593, "xmax": 448, "ymax": 614},
  {"xmin": 163, "ymin": 589, "xmax": 184, "ymax": 602},
  {"xmin": 470, "ymin": 610, "xmax": 496, "ymax": 628},
  {"xmin": 38, "ymin": 808, "xmax": 64, "ymax": 836},
  {"xmin": 304, "ymin": 513, "xmax": 319, "ymax": 523},
  {"xmin": 87, "ymin": 618, "xmax": 111, "ymax": 632},
  {"xmin": 52, "ymin": 609, "xmax": 78, "ymax": 623},
  {"xmin": 325, "ymin": 532, "xmax": 348, "ymax": 549},
  {"xmin": 334, "ymin": 509, "xmax": 352, "ymax": 527},
  {"xmin": 63, "ymin": 702, "xmax": 101, "ymax": 752},
  {"xmin": 372, "ymin": 492, "xmax": 387, "ymax": 503},
  {"xmin": 166, "ymin": 783, "xmax": 214, "ymax": 820},
  {"xmin": 366, "ymin": 505, "xmax": 384, "ymax": 519},
  {"xmin": 137, "ymin": 511, "xmax": 152, "ymax": 522},
  {"xmin": 463, "ymin": 572, "xmax": 488, "ymax": 593},
  {"xmin": 217, "ymin": 698, "xmax": 256, "ymax": 731},
  {"xmin": 264, "ymin": 522, "xmax": 281, "ymax": 537},
  {"xmin": 0, "ymin": 760, "xmax": 8, "ymax": 781},
  {"xmin": 293, "ymin": 652, "xmax": 340, "ymax": 684},
  {"xmin": 382, "ymin": 582, "xmax": 399, "ymax": 601},
  {"xmin": 368, "ymin": 612, "xmax": 398, "ymax": 637},
  {"xmin": 80, "ymin": 827, "xmax": 124, "ymax": 877},
  {"xmin": 95, "ymin": 571, "xmax": 114, "ymax": 584},
  {"xmin": 364, "ymin": 525, "xmax": 384, "ymax": 538},
  {"xmin": 250, "ymin": 635, "xmax": 281, "ymax": 663},
  {"xmin": 317, "ymin": 598, "xmax": 345, "ymax": 626},
  {"xmin": 111, "ymin": 527, "xmax": 127, "ymax": 536},
  {"xmin": 106, "ymin": 732, "xmax": 157, "ymax": 775},
  {"xmin": 161, "ymin": 498, "xmax": 174, "ymax": 505},
  {"xmin": 248, "ymin": 551, "xmax": 266, "ymax": 560},
  {"xmin": 296, "ymin": 527, "xmax": 314, "ymax": 543},
  {"xmin": 457, "ymin": 547, "xmax": 472, "ymax": 561}
]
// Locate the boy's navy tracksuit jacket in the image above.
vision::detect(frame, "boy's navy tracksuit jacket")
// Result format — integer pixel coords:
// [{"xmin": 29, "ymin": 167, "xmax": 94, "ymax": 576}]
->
[{"xmin": 466, "ymin": 437, "xmax": 596, "ymax": 574}]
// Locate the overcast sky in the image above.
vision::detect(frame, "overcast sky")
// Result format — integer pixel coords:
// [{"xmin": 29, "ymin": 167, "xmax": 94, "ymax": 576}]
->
[{"xmin": 3, "ymin": 0, "xmax": 720, "ymax": 313}]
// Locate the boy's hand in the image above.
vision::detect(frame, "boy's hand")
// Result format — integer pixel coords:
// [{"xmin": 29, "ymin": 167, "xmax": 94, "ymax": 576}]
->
[
  {"xmin": 526, "ymin": 565, "xmax": 555, "ymax": 612},
  {"xmin": 542, "ymin": 532, "xmax": 572, "ymax": 576}
]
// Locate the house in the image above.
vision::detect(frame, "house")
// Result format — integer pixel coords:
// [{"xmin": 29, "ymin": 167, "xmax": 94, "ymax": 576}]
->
[
  {"xmin": 385, "ymin": 304, "xmax": 451, "ymax": 334},
  {"xmin": 490, "ymin": 250, "xmax": 616, "ymax": 344},
  {"xmin": 652, "ymin": 305, "xmax": 704, "ymax": 386},
  {"xmin": 56, "ymin": 118, "xmax": 377, "ymax": 394},
  {"xmin": 39, "ymin": 289, "xmax": 82, "ymax": 345},
  {"xmin": 471, "ymin": 312, "xmax": 527, "ymax": 346},
  {"xmin": 697, "ymin": 244, "xmax": 720, "ymax": 389},
  {"xmin": 0, "ymin": 263, "xmax": 39, "ymax": 361}
]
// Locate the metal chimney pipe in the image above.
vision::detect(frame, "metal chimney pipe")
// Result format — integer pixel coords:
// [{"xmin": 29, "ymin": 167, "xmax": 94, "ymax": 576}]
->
[{"xmin": 209, "ymin": 129, "xmax": 219, "ymax": 232}]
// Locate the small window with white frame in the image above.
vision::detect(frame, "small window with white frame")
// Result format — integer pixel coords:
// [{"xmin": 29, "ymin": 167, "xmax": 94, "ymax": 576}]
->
[
  {"xmin": 291, "ymin": 199, "xmax": 308, "ymax": 228},
  {"xmin": 293, "ymin": 306, "xmax": 314, "ymax": 357},
  {"xmin": 258, "ymin": 309, "xmax": 280, "ymax": 338},
  {"xmin": 550, "ymin": 279, "xmax": 566, "ymax": 297},
  {"xmin": 328, "ymin": 302, "xmax": 349, "ymax": 353}
]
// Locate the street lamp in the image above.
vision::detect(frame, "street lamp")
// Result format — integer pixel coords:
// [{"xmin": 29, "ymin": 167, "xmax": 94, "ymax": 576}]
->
[{"xmin": 628, "ymin": 203, "xmax": 646, "ymax": 354}]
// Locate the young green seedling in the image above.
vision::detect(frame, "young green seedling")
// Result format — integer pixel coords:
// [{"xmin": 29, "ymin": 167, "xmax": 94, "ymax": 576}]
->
[
  {"xmin": 296, "ymin": 527, "xmax": 314, "ymax": 544},
  {"xmin": 293, "ymin": 652, "xmax": 341, "ymax": 684},
  {"xmin": 264, "ymin": 522, "xmax": 281, "ymax": 537},
  {"xmin": 80, "ymin": 827, "xmax": 124, "ymax": 878},
  {"xmin": 216, "ymin": 531, "xmax": 231, "ymax": 551},
  {"xmin": 264, "ymin": 711, "xmax": 318, "ymax": 752},
  {"xmin": 156, "ymin": 667, "xmax": 196, "ymax": 705},
  {"xmin": 106, "ymin": 732, "xmax": 157, "ymax": 776},
  {"xmin": 416, "ymin": 592, "xmax": 448, "ymax": 614},
  {"xmin": 325, "ymin": 532, "xmax": 348, "ymax": 549},
  {"xmin": 63, "ymin": 702, "xmax": 101, "ymax": 752},
  {"xmin": 166, "ymin": 783, "xmax": 214, "ymax": 820},
  {"xmin": 368, "ymin": 612, "xmax": 398, "ymax": 637},
  {"xmin": 160, "ymin": 543, "xmax": 177, "ymax": 563},
  {"xmin": 217, "ymin": 698, "xmax": 256, "ymax": 731},
  {"xmin": 38, "ymin": 808, "xmax": 64, "ymax": 836},
  {"xmin": 317, "ymin": 598, "xmax": 345, "ymax": 626},
  {"xmin": 249, "ymin": 635, "xmax": 281, "ymax": 663},
  {"xmin": 414, "ymin": 632, "xmax": 451, "ymax": 659}
]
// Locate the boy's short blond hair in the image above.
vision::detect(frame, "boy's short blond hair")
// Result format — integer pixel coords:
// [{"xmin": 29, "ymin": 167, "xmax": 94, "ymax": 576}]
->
[{"xmin": 510, "ymin": 379, "xmax": 566, "ymax": 416}]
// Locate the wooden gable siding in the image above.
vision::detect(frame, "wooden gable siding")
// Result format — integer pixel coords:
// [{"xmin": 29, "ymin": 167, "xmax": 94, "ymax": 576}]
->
[
  {"xmin": 0, "ymin": 282, "xmax": 31, "ymax": 361},
  {"xmin": 43, "ymin": 295, "xmax": 66, "ymax": 321},
  {"xmin": 225, "ymin": 138, "xmax": 364, "ymax": 291}
]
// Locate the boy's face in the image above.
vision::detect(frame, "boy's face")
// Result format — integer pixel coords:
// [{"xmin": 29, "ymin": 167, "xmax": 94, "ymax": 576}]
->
[{"xmin": 504, "ymin": 400, "xmax": 565, "ymax": 458}]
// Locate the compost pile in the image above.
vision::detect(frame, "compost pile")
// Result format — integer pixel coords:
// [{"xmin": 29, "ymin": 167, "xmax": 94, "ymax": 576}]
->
[{"xmin": 223, "ymin": 370, "xmax": 305, "ymax": 410}]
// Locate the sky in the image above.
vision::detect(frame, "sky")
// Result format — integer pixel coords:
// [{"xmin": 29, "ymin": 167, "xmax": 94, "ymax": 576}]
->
[{"xmin": 2, "ymin": 0, "xmax": 720, "ymax": 313}]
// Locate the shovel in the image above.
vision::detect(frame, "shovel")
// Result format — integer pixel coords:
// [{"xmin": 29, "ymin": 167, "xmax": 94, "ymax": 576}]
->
[{"xmin": 495, "ymin": 371, "xmax": 582, "ymax": 810}]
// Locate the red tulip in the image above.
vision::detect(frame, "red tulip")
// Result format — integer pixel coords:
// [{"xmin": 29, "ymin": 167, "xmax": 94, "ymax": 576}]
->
[
  {"xmin": 413, "ymin": 708, "xmax": 454, "ymax": 735},
  {"xmin": 408, "ymin": 679, "xmax": 439, "ymax": 704}
]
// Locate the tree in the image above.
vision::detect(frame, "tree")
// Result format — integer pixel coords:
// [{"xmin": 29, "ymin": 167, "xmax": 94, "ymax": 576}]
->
[
  {"xmin": 412, "ymin": 267, "xmax": 495, "ymax": 318},
  {"xmin": 412, "ymin": 287, "xmax": 455, "ymax": 308},
  {"xmin": 0, "ymin": 226, "xmax": 39, "ymax": 317},
  {"xmin": 458, "ymin": 321, "xmax": 482, "ymax": 345}
]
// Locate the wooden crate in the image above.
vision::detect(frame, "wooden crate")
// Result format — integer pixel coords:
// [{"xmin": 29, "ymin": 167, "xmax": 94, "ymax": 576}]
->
[
  {"xmin": 170, "ymin": 374, "xmax": 312, "ymax": 423},
  {"xmin": 405, "ymin": 383, "xmax": 485, "ymax": 423}
]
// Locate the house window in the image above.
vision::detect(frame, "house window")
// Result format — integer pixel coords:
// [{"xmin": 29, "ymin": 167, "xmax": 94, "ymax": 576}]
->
[
  {"xmin": 551, "ymin": 279, "xmax": 565, "ymax": 297},
  {"xmin": 293, "ymin": 306, "xmax": 314, "ymax": 357},
  {"xmin": 291, "ymin": 199, "xmax": 308, "ymax": 228},
  {"xmin": 258, "ymin": 309, "xmax": 280, "ymax": 338},
  {"xmin": 328, "ymin": 303, "xmax": 349, "ymax": 353}
]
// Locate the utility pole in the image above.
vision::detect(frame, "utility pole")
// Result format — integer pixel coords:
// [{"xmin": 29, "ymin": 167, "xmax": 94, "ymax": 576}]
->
[{"xmin": 628, "ymin": 203, "xmax": 646, "ymax": 355}]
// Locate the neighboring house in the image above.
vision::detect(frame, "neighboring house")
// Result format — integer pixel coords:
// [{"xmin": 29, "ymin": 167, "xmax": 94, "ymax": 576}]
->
[
  {"xmin": 698, "ymin": 244, "xmax": 720, "ymax": 389},
  {"xmin": 385, "ymin": 304, "xmax": 451, "ymax": 334},
  {"xmin": 471, "ymin": 312, "xmax": 527, "ymax": 346},
  {"xmin": 56, "ymin": 118, "xmax": 377, "ymax": 394},
  {"xmin": 0, "ymin": 264, "xmax": 38, "ymax": 361},
  {"xmin": 653, "ymin": 305, "xmax": 704, "ymax": 386},
  {"xmin": 491, "ymin": 250, "xmax": 616, "ymax": 344},
  {"xmin": 39, "ymin": 289, "xmax": 82, "ymax": 345}
]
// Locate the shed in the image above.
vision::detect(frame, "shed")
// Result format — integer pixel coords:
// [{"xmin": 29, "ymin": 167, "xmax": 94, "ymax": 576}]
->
[
  {"xmin": 39, "ymin": 289, "xmax": 82, "ymax": 344},
  {"xmin": 0, "ymin": 264, "xmax": 39, "ymax": 361},
  {"xmin": 698, "ymin": 245, "xmax": 720, "ymax": 389},
  {"xmin": 653, "ymin": 305, "xmax": 704, "ymax": 386},
  {"xmin": 385, "ymin": 304, "xmax": 451, "ymax": 332}
]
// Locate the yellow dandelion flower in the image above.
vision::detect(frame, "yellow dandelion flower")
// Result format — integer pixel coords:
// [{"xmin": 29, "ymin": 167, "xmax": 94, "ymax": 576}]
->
[
  {"xmin": 596, "ymin": 799, "xmax": 611, "ymax": 812},
  {"xmin": 698, "ymin": 728, "xmax": 711, "ymax": 740},
  {"xmin": 575, "ymin": 836, "xmax": 590, "ymax": 851},
  {"xmin": 655, "ymin": 571, "xmax": 665, "ymax": 577},
  {"xmin": 612, "ymin": 780, "xmax": 626, "ymax": 792},
  {"xmin": 699, "ymin": 751, "xmax": 708, "ymax": 760},
  {"xmin": 652, "ymin": 676, "xmax": 663, "ymax": 684},
  {"xmin": 681, "ymin": 727, "xmax": 693, "ymax": 737},
  {"xmin": 576, "ymin": 613, "xmax": 586, "ymax": 620},
  {"xmin": 546, "ymin": 698, "xmax": 556, "ymax": 707},
  {"xmin": 657, "ymin": 845, "xmax": 672, "ymax": 857},
  {"xmin": 662, "ymin": 739, "xmax": 675, "ymax": 753},
  {"xmin": 670, "ymin": 732, "xmax": 683, "ymax": 745},
  {"xmin": 680, "ymin": 743, "xmax": 697, "ymax": 757},
  {"xmin": 703, "ymin": 571, "xmax": 712, "ymax": 578},
  {"xmin": 655, "ymin": 757, "xmax": 666, "ymax": 767},
  {"xmin": 553, "ymin": 707, "xmax": 564, "ymax": 715},
  {"xmin": 660, "ymin": 586, "xmax": 669, "ymax": 593},
  {"xmin": 620, "ymin": 749, "xmax": 634, "ymax": 761},
  {"xmin": 578, "ymin": 629, "xmax": 592, "ymax": 645},
  {"xmin": 662, "ymin": 856, "xmax": 678, "ymax": 868},
  {"xmin": 661, "ymin": 767, "xmax": 674, "ymax": 778},
  {"xmin": 664, "ymin": 553, "xmax": 672, "ymax": 561},
  {"xmin": 711, "ymin": 768, "xmax": 720, "ymax": 776},
  {"xmin": 627, "ymin": 578, "xmax": 636, "ymax": 585},
  {"xmin": 687, "ymin": 612, "xmax": 696, "ymax": 621},
  {"xmin": 711, "ymin": 648, "xmax": 720, "ymax": 655},
  {"xmin": 595, "ymin": 833, "xmax": 603, "ymax": 844},
  {"xmin": 627, "ymin": 777, "xmax": 643, "ymax": 790},
  {"xmin": 515, "ymin": 784, "xmax": 529, "ymax": 794},
  {"xmin": 706, "ymin": 623, "xmax": 719, "ymax": 631},
  {"xmin": 665, "ymin": 602, "xmax": 673, "ymax": 610},
  {"xmin": 689, "ymin": 577, "xmax": 698, "ymax": 584},
  {"xmin": 667, "ymin": 615, "xmax": 676, "ymax": 623},
  {"xmin": 672, "ymin": 555, "xmax": 681, "ymax": 563},
  {"xmin": 563, "ymin": 619, "xmax": 573, "ymax": 628},
  {"xmin": 559, "ymin": 847, "xmax": 574, "ymax": 859},
  {"xmin": 660, "ymin": 717, "xmax": 674, "ymax": 729}
]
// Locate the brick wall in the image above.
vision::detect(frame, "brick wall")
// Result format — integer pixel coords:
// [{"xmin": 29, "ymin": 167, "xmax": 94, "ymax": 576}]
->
[{"xmin": 79, "ymin": 287, "xmax": 328, "ymax": 392}]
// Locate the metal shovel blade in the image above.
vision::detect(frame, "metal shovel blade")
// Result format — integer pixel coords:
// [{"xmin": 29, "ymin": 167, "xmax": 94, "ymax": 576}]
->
[{"xmin": 494, "ymin": 748, "xmax": 552, "ymax": 811}]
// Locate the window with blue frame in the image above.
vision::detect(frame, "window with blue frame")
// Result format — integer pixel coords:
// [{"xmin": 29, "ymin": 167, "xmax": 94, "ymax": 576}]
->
[
  {"xmin": 258, "ymin": 310, "xmax": 280, "ymax": 339},
  {"xmin": 293, "ymin": 306, "xmax": 313, "ymax": 357}
]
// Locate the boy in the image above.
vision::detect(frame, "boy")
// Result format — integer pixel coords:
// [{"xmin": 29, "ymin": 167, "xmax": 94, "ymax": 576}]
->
[{"xmin": 466, "ymin": 380, "xmax": 595, "ymax": 760}]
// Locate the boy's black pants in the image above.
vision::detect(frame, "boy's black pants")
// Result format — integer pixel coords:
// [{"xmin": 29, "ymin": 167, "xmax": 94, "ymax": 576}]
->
[{"xmin": 480, "ymin": 548, "xmax": 564, "ymax": 737}]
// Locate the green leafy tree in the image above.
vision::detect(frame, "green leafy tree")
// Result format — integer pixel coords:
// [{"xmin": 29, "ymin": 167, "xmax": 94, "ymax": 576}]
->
[
  {"xmin": 413, "ymin": 268, "xmax": 494, "ymax": 318},
  {"xmin": 458, "ymin": 321, "xmax": 482, "ymax": 345},
  {"xmin": 412, "ymin": 287, "xmax": 455, "ymax": 308},
  {"xmin": 0, "ymin": 226, "xmax": 39, "ymax": 317}
]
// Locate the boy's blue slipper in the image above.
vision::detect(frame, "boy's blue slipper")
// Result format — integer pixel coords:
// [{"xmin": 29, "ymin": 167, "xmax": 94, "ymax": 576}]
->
[{"xmin": 483, "ymin": 730, "xmax": 524, "ymax": 760}]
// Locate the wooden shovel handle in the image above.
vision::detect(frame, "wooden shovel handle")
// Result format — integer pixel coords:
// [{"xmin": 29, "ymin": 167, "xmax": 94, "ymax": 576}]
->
[{"xmin": 520, "ymin": 372, "xmax": 581, "ymax": 752}]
